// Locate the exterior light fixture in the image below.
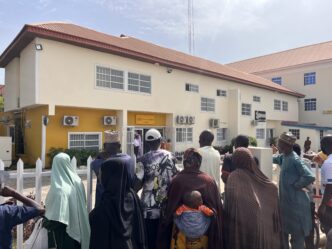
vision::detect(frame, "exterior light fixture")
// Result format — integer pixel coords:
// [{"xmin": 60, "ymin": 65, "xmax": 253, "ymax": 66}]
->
[
  {"xmin": 35, "ymin": 44, "xmax": 43, "ymax": 51},
  {"xmin": 166, "ymin": 67, "xmax": 173, "ymax": 73}
]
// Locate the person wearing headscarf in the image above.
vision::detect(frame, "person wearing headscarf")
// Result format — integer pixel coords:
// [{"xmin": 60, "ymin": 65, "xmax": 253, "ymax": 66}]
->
[
  {"xmin": 89, "ymin": 157, "xmax": 148, "ymax": 249},
  {"xmin": 273, "ymin": 132, "xmax": 315, "ymax": 249},
  {"xmin": 44, "ymin": 153, "xmax": 90, "ymax": 249},
  {"xmin": 224, "ymin": 147, "xmax": 282, "ymax": 249},
  {"xmin": 157, "ymin": 148, "xmax": 223, "ymax": 249},
  {"xmin": 92, "ymin": 130, "xmax": 135, "ymax": 207}
]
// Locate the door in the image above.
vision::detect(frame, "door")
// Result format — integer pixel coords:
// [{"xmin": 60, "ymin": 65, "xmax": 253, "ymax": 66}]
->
[
  {"xmin": 126, "ymin": 127, "xmax": 135, "ymax": 157},
  {"xmin": 266, "ymin": 128, "xmax": 275, "ymax": 146}
]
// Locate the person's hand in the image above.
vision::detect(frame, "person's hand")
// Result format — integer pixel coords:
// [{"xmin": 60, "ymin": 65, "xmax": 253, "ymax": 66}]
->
[
  {"xmin": 272, "ymin": 144, "xmax": 278, "ymax": 154},
  {"xmin": 318, "ymin": 205, "xmax": 326, "ymax": 219},
  {"xmin": 0, "ymin": 186, "xmax": 16, "ymax": 197},
  {"xmin": 313, "ymin": 155, "xmax": 324, "ymax": 165}
]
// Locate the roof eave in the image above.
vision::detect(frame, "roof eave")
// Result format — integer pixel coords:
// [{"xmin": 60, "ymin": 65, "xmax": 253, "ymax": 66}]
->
[{"xmin": 0, "ymin": 24, "xmax": 303, "ymax": 98}]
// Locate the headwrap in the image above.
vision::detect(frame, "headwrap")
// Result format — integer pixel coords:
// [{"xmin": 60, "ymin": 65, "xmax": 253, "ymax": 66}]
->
[
  {"xmin": 224, "ymin": 148, "xmax": 281, "ymax": 249},
  {"xmin": 45, "ymin": 153, "xmax": 90, "ymax": 249},
  {"xmin": 183, "ymin": 148, "xmax": 202, "ymax": 168},
  {"xmin": 89, "ymin": 157, "xmax": 147, "ymax": 249}
]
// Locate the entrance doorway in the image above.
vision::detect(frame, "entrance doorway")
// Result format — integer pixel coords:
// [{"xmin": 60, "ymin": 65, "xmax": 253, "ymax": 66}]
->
[{"xmin": 127, "ymin": 127, "xmax": 164, "ymax": 156}]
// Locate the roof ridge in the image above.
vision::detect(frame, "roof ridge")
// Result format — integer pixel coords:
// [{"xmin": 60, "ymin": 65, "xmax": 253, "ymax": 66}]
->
[{"xmin": 228, "ymin": 40, "xmax": 332, "ymax": 65}]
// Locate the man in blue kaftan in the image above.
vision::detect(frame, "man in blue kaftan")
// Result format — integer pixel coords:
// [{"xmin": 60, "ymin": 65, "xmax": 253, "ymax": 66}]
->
[{"xmin": 273, "ymin": 132, "xmax": 315, "ymax": 249}]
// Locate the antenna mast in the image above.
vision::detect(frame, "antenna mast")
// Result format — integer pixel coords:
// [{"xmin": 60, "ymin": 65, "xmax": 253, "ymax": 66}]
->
[{"xmin": 188, "ymin": 0, "xmax": 194, "ymax": 55}]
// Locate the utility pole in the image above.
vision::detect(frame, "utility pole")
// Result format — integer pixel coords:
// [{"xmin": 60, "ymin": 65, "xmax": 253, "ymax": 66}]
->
[{"xmin": 188, "ymin": 0, "xmax": 194, "ymax": 55}]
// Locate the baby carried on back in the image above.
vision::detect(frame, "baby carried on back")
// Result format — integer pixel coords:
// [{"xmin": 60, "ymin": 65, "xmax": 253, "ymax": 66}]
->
[{"xmin": 174, "ymin": 190, "xmax": 213, "ymax": 239}]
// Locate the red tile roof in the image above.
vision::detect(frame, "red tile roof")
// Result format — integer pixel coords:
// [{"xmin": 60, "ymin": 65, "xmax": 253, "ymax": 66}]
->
[
  {"xmin": 0, "ymin": 22, "xmax": 304, "ymax": 97},
  {"xmin": 228, "ymin": 41, "xmax": 332, "ymax": 74}
]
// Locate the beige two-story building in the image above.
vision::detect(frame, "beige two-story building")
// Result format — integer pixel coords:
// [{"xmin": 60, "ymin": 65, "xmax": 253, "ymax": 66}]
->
[
  {"xmin": 0, "ymin": 22, "xmax": 303, "ymax": 166},
  {"xmin": 229, "ymin": 41, "xmax": 332, "ymax": 151}
]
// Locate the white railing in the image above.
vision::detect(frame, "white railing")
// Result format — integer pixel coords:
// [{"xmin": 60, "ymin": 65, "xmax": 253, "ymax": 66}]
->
[{"xmin": 0, "ymin": 156, "xmax": 93, "ymax": 249}]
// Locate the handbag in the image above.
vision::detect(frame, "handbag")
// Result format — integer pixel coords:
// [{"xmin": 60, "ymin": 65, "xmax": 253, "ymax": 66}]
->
[{"xmin": 24, "ymin": 218, "xmax": 54, "ymax": 249}]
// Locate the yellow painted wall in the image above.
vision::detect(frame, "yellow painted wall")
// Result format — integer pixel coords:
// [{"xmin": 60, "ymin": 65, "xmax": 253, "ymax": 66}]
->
[
  {"xmin": 23, "ymin": 106, "xmax": 117, "ymax": 166},
  {"xmin": 127, "ymin": 111, "xmax": 166, "ymax": 126},
  {"xmin": 0, "ymin": 112, "xmax": 7, "ymax": 136},
  {"xmin": 24, "ymin": 106, "xmax": 48, "ymax": 165}
]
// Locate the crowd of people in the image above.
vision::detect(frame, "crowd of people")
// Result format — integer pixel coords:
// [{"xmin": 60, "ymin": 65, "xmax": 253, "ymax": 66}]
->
[{"xmin": 1, "ymin": 129, "xmax": 332, "ymax": 249}]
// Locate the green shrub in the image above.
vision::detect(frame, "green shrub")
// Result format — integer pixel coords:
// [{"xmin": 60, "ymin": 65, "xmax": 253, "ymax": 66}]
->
[
  {"xmin": 47, "ymin": 147, "xmax": 99, "ymax": 167},
  {"xmin": 248, "ymin": 136, "xmax": 258, "ymax": 147}
]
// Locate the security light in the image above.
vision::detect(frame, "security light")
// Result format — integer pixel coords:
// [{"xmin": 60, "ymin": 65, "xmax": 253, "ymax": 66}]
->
[{"xmin": 35, "ymin": 44, "xmax": 43, "ymax": 51}]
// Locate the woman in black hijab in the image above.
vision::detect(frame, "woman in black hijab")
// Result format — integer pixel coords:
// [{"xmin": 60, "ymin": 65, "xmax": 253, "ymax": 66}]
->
[{"xmin": 89, "ymin": 157, "xmax": 148, "ymax": 249}]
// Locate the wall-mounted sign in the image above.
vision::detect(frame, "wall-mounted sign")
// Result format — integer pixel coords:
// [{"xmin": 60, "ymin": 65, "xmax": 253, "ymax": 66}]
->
[
  {"xmin": 255, "ymin": 111, "xmax": 266, "ymax": 122},
  {"xmin": 323, "ymin": 110, "xmax": 332, "ymax": 115},
  {"xmin": 136, "ymin": 115, "xmax": 155, "ymax": 125}
]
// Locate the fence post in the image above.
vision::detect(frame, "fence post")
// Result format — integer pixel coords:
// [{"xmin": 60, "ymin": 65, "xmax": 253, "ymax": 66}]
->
[
  {"xmin": 0, "ymin": 159, "xmax": 4, "ymax": 204},
  {"xmin": 87, "ymin": 156, "xmax": 92, "ymax": 212},
  {"xmin": 16, "ymin": 159, "xmax": 24, "ymax": 249},
  {"xmin": 71, "ymin": 156, "xmax": 77, "ymax": 171},
  {"xmin": 35, "ymin": 158, "xmax": 43, "ymax": 204}
]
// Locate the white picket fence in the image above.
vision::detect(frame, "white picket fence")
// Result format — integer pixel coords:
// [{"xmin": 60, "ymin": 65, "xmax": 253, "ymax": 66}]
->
[{"xmin": 0, "ymin": 156, "xmax": 93, "ymax": 249}]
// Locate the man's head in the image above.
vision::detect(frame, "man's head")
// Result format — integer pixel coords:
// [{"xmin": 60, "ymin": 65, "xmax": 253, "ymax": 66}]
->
[
  {"xmin": 199, "ymin": 130, "xmax": 214, "ymax": 147},
  {"xmin": 183, "ymin": 148, "xmax": 202, "ymax": 170},
  {"xmin": 145, "ymin": 129, "xmax": 162, "ymax": 151},
  {"xmin": 321, "ymin": 135, "xmax": 332, "ymax": 156},
  {"xmin": 104, "ymin": 130, "xmax": 121, "ymax": 155},
  {"xmin": 183, "ymin": 190, "xmax": 203, "ymax": 209},
  {"xmin": 234, "ymin": 135, "xmax": 249, "ymax": 149},
  {"xmin": 277, "ymin": 132, "xmax": 296, "ymax": 155}
]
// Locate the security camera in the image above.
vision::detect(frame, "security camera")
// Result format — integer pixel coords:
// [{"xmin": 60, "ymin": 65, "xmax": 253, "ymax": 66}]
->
[{"xmin": 166, "ymin": 67, "xmax": 173, "ymax": 73}]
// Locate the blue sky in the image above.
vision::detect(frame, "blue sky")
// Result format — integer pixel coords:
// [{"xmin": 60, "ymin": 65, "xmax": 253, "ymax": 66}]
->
[{"xmin": 1, "ymin": 0, "xmax": 332, "ymax": 85}]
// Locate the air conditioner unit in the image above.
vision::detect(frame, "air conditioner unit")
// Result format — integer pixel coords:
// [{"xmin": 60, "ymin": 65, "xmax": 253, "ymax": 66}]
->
[
  {"xmin": 63, "ymin": 116, "xmax": 79, "ymax": 126},
  {"xmin": 209, "ymin": 118, "xmax": 220, "ymax": 128},
  {"xmin": 176, "ymin": 115, "xmax": 186, "ymax": 124},
  {"xmin": 251, "ymin": 120, "xmax": 259, "ymax": 126},
  {"xmin": 187, "ymin": 116, "xmax": 195, "ymax": 125},
  {"xmin": 103, "ymin": 116, "xmax": 116, "ymax": 125}
]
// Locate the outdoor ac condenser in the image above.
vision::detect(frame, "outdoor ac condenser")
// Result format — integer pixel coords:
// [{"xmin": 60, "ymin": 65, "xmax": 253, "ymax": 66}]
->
[
  {"xmin": 0, "ymin": 136, "xmax": 12, "ymax": 167},
  {"xmin": 63, "ymin": 116, "xmax": 79, "ymax": 126},
  {"xmin": 103, "ymin": 116, "xmax": 117, "ymax": 125}
]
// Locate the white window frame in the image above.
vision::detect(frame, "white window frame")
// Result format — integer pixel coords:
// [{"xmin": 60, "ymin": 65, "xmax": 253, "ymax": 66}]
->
[
  {"xmin": 304, "ymin": 72, "xmax": 316, "ymax": 85},
  {"xmin": 185, "ymin": 83, "xmax": 199, "ymax": 93},
  {"xmin": 176, "ymin": 127, "xmax": 193, "ymax": 143},
  {"xmin": 216, "ymin": 128, "xmax": 227, "ymax": 144},
  {"xmin": 241, "ymin": 103, "xmax": 251, "ymax": 116},
  {"xmin": 256, "ymin": 128, "xmax": 265, "ymax": 139},
  {"xmin": 95, "ymin": 65, "xmax": 125, "ymax": 90},
  {"xmin": 289, "ymin": 129, "xmax": 300, "ymax": 139},
  {"xmin": 128, "ymin": 72, "xmax": 152, "ymax": 94},
  {"xmin": 201, "ymin": 97, "xmax": 215, "ymax": 112},
  {"xmin": 68, "ymin": 132, "xmax": 102, "ymax": 150},
  {"xmin": 282, "ymin": 101, "xmax": 288, "ymax": 111},
  {"xmin": 253, "ymin": 96, "xmax": 261, "ymax": 102},
  {"xmin": 304, "ymin": 98, "xmax": 317, "ymax": 111},
  {"xmin": 274, "ymin": 99, "xmax": 281, "ymax": 110},
  {"xmin": 216, "ymin": 89, "xmax": 227, "ymax": 97}
]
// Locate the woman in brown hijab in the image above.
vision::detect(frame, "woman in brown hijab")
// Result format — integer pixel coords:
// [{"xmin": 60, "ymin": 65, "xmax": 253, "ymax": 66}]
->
[
  {"xmin": 224, "ymin": 147, "xmax": 282, "ymax": 249},
  {"xmin": 157, "ymin": 148, "xmax": 223, "ymax": 249}
]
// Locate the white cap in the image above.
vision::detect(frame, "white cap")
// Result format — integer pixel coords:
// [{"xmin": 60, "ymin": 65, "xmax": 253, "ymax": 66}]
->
[
  {"xmin": 145, "ymin": 129, "xmax": 162, "ymax": 141},
  {"xmin": 104, "ymin": 130, "xmax": 120, "ymax": 143}
]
